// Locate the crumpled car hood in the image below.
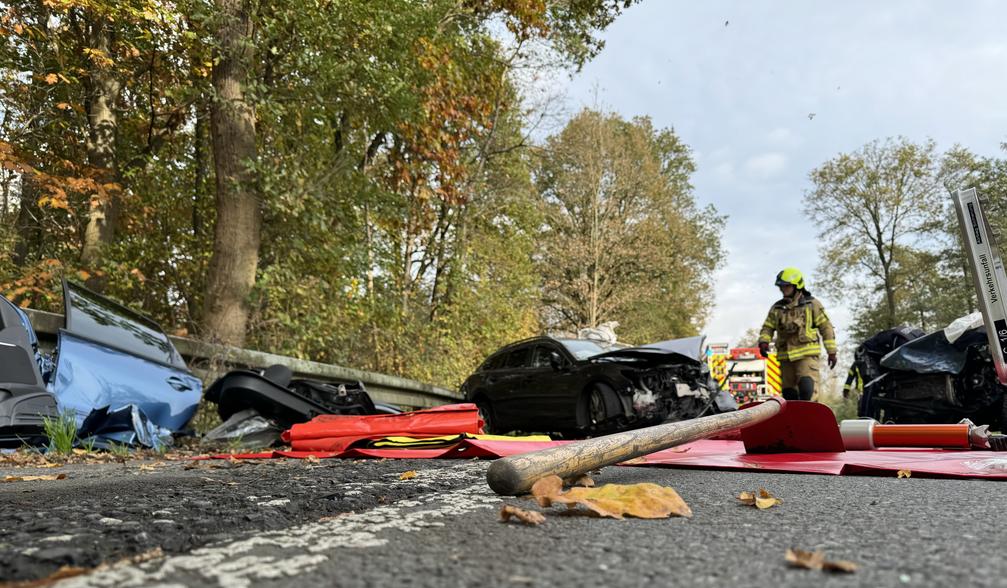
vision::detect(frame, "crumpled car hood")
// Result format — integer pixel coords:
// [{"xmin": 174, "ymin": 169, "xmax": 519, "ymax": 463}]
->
[
  {"xmin": 880, "ymin": 312, "xmax": 988, "ymax": 375},
  {"xmin": 591, "ymin": 335, "xmax": 706, "ymax": 365}
]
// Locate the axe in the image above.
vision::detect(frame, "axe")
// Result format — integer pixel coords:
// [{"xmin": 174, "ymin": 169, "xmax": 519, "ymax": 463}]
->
[{"xmin": 486, "ymin": 398, "xmax": 844, "ymax": 496}]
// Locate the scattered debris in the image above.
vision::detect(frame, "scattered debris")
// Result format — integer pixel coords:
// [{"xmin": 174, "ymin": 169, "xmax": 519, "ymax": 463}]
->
[
  {"xmin": 2, "ymin": 473, "xmax": 66, "ymax": 483},
  {"xmin": 399, "ymin": 470, "xmax": 417, "ymax": 480},
  {"xmin": 499, "ymin": 504, "xmax": 546, "ymax": 525},
  {"xmin": 738, "ymin": 488, "xmax": 783, "ymax": 509},
  {"xmin": 530, "ymin": 474, "xmax": 692, "ymax": 519},
  {"xmin": 570, "ymin": 474, "xmax": 594, "ymax": 487},
  {"xmin": 897, "ymin": 469, "xmax": 912, "ymax": 478},
  {"xmin": 785, "ymin": 548, "xmax": 858, "ymax": 573}
]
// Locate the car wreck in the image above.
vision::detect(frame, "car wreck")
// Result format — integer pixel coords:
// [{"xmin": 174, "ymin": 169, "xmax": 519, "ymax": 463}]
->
[
  {"xmin": 0, "ymin": 280, "xmax": 202, "ymax": 448},
  {"xmin": 856, "ymin": 313, "xmax": 1007, "ymax": 428},
  {"xmin": 461, "ymin": 335, "xmax": 735, "ymax": 437},
  {"xmin": 204, "ymin": 364, "xmax": 393, "ymax": 447}
]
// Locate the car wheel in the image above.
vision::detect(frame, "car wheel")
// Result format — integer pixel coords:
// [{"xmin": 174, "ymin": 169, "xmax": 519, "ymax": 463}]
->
[
  {"xmin": 584, "ymin": 384, "xmax": 610, "ymax": 428},
  {"xmin": 475, "ymin": 397, "xmax": 495, "ymax": 434}
]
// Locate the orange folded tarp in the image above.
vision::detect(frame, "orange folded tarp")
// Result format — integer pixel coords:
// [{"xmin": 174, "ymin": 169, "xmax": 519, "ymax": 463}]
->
[{"xmin": 281, "ymin": 403, "xmax": 484, "ymax": 452}]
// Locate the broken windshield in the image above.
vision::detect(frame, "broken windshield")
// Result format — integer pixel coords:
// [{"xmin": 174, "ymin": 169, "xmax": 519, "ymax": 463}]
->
[{"xmin": 558, "ymin": 339, "xmax": 607, "ymax": 360}]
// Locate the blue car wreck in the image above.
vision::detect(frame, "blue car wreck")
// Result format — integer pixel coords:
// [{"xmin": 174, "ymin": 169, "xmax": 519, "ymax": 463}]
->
[{"xmin": 0, "ymin": 280, "xmax": 202, "ymax": 448}]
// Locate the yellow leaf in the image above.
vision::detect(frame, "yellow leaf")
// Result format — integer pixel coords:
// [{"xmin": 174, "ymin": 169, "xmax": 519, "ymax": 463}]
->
[
  {"xmin": 13, "ymin": 23, "xmax": 23, "ymax": 34},
  {"xmin": 3, "ymin": 473, "xmax": 67, "ymax": 482},
  {"xmin": 738, "ymin": 488, "xmax": 782, "ymax": 509},
  {"xmin": 530, "ymin": 474, "xmax": 691, "ymax": 519},
  {"xmin": 897, "ymin": 470, "xmax": 911, "ymax": 479},
  {"xmin": 77, "ymin": 270, "xmax": 91, "ymax": 281},
  {"xmin": 499, "ymin": 504, "xmax": 545, "ymax": 525},
  {"xmin": 399, "ymin": 470, "xmax": 417, "ymax": 480}
]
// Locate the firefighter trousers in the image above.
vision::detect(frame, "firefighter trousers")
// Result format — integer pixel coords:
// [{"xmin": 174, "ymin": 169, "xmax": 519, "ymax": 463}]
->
[{"xmin": 780, "ymin": 356, "xmax": 819, "ymax": 401}]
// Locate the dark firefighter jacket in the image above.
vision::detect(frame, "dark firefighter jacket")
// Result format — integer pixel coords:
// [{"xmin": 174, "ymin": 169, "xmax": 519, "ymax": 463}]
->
[{"xmin": 758, "ymin": 291, "xmax": 837, "ymax": 362}]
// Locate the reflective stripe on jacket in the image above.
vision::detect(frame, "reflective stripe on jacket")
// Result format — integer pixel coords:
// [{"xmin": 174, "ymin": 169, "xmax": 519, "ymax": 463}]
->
[{"xmin": 758, "ymin": 291, "xmax": 837, "ymax": 361}]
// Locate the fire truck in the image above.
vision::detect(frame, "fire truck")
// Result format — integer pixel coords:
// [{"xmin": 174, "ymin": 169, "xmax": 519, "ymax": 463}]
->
[{"xmin": 706, "ymin": 344, "xmax": 782, "ymax": 404}]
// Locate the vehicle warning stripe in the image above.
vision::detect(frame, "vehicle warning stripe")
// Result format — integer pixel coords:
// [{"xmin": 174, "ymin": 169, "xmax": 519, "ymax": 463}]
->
[{"xmin": 766, "ymin": 354, "xmax": 782, "ymax": 394}]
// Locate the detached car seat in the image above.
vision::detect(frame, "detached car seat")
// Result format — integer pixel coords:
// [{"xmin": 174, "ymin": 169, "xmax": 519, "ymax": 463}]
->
[{"xmin": 0, "ymin": 297, "xmax": 58, "ymax": 446}]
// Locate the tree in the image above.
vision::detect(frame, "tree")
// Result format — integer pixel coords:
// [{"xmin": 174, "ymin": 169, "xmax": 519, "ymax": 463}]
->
[
  {"xmin": 805, "ymin": 138, "xmax": 943, "ymax": 337},
  {"xmin": 535, "ymin": 109, "xmax": 723, "ymax": 343}
]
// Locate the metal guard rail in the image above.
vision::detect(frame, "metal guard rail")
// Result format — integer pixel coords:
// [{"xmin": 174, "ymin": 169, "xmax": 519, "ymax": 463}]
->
[{"xmin": 23, "ymin": 308, "xmax": 462, "ymax": 409}]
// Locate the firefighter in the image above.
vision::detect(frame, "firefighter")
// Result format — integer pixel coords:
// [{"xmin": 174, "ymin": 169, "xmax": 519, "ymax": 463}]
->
[{"xmin": 757, "ymin": 267, "xmax": 837, "ymax": 401}]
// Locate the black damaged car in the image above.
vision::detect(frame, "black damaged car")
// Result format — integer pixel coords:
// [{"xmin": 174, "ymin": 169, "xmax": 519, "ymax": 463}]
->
[{"xmin": 460, "ymin": 335, "xmax": 735, "ymax": 436}]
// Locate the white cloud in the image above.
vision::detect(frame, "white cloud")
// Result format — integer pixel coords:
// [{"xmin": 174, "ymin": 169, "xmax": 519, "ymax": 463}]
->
[
  {"xmin": 766, "ymin": 127, "xmax": 798, "ymax": 146},
  {"xmin": 743, "ymin": 152, "xmax": 788, "ymax": 179}
]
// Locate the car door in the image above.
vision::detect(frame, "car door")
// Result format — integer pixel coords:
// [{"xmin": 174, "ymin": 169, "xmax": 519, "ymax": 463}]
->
[
  {"xmin": 521, "ymin": 344, "xmax": 580, "ymax": 430},
  {"xmin": 489, "ymin": 345, "xmax": 536, "ymax": 430}
]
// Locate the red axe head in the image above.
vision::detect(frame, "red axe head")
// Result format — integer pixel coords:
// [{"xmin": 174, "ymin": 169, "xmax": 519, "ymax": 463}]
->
[{"xmin": 741, "ymin": 399, "xmax": 845, "ymax": 453}]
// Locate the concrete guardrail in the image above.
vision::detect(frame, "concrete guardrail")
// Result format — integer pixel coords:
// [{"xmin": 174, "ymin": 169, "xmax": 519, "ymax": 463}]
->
[{"xmin": 24, "ymin": 308, "xmax": 463, "ymax": 409}]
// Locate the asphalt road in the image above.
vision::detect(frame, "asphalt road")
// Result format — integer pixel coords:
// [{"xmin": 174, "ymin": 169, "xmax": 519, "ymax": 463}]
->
[{"xmin": 1, "ymin": 456, "xmax": 1004, "ymax": 587}]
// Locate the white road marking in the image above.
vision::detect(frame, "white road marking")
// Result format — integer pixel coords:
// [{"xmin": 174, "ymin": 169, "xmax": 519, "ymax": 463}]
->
[{"xmin": 56, "ymin": 464, "xmax": 497, "ymax": 588}]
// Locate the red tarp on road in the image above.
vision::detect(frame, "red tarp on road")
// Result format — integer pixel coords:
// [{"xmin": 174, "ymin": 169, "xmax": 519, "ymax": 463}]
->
[{"xmin": 215, "ymin": 438, "xmax": 1007, "ymax": 480}]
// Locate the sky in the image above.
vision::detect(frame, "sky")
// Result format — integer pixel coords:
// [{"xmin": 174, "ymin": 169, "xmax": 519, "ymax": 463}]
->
[{"xmin": 546, "ymin": 0, "xmax": 1007, "ymax": 348}]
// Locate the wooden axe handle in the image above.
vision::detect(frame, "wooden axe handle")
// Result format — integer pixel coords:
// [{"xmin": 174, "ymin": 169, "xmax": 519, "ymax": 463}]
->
[{"xmin": 486, "ymin": 397, "xmax": 783, "ymax": 495}]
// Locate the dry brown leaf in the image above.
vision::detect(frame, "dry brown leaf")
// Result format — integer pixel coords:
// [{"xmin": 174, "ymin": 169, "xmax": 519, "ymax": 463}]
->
[
  {"xmin": 897, "ymin": 469, "xmax": 911, "ymax": 479},
  {"xmin": 305, "ymin": 455, "xmax": 321, "ymax": 464},
  {"xmin": 530, "ymin": 474, "xmax": 691, "ymax": 519},
  {"xmin": 785, "ymin": 548, "xmax": 858, "ymax": 573},
  {"xmin": 785, "ymin": 548, "xmax": 826, "ymax": 570},
  {"xmin": 531, "ymin": 475, "xmax": 565, "ymax": 507},
  {"xmin": 399, "ymin": 470, "xmax": 417, "ymax": 480},
  {"xmin": 499, "ymin": 505, "xmax": 546, "ymax": 525},
  {"xmin": 570, "ymin": 474, "xmax": 595, "ymax": 487},
  {"xmin": 3, "ymin": 473, "xmax": 67, "ymax": 483},
  {"xmin": 737, "ymin": 488, "xmax": 782, "ymax": 509}
]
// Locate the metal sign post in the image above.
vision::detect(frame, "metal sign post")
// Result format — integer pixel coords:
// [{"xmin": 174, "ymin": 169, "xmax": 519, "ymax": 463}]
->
[{"xmin": 953, "ymin": 188, "xmax": 1007, "ymax": 384}]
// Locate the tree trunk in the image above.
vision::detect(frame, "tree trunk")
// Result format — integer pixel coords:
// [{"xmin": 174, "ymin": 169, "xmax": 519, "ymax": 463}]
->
[
  {"xmin": 80, "ymin": 18, "xmax": 122, "ymax": 267},
  {"xmin": 202, "ymin": 0, "xmax": 260, "ymax": 347},
  {"xmin": 12, "ymin": 175, "xmax": 42, "ymax": 267}
]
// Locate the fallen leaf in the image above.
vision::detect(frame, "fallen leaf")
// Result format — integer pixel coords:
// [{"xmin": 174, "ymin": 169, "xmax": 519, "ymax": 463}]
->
[
  {"xmin": 897, "ymin": 469, "xmax": 911, "ymax": 479},
  {"xmin": 786, "ymin": 548, "xmax": 825, "ymax": 570},
  {"xmin": 738, "ymin": 488, "xmax": 783, "ymax": 509},
  {"xmin": 3, "ymin": 473, "xmax": 67, "ymax": 483},
  {"xmin": 530, "ymin": 474, "xmax": 691, "ymax": 519},
  {"xmin": 44, "ymin": 73, "xmax": 58, "ymax": 84},
  {"xmin": 399, "ymin": 470, "xmax": 417, "ymax": 480},
  {"xmin": 785, "ymin": 548, "xmax": 857, "ymax": 573},
  {"xmin": 570, "ymin": 474, "xmax": 594, "ymax": 487},
  {"xmin": 531, "ymin": 475, "xmax": 565, "ymax": 507},
  {"xmin": 305, "ymin": 455, "xmax": 321, "ymax": 464},
  {"xmin": 499, "ymin": 504, "xmax": 546, "ymax": 525}
]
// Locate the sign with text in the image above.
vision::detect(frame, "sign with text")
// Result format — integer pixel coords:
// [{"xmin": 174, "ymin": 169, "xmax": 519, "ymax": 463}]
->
[{"xmin": 953, "ymin": 188, "xmax": 1007, "ymax": 384}]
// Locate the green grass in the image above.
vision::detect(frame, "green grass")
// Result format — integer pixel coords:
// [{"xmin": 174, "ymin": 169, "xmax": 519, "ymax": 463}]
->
[
  {"xmin": 42, "ymin": 410, "xmax": 78, "ymax": 455},
  {"xmin": 108, "ymin": 442, "xmax": 131, "ymax": 458}
]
